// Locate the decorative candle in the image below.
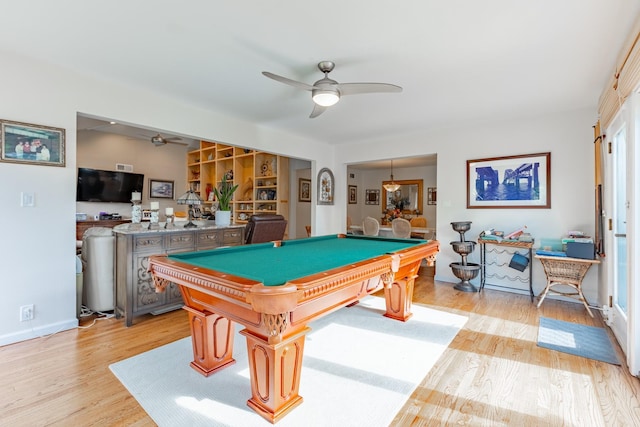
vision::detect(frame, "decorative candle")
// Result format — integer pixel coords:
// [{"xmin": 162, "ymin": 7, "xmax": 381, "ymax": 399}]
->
[
  {"xmin": 131, "ymin": 191, "xmax": 141, "ymax": 201},
  {"xmin": 165, "ymin": 207, "xmax": 174, "ymax": 215},
  {"xmin": 150, "ymin": 201, "xmax": 159, "ymax": 210}
]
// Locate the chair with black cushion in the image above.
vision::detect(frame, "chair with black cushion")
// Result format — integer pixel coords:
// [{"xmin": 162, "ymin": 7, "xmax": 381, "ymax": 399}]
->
[{"xmin": 244, "ymin": 214, "xmax": 288, "ymax": 244}]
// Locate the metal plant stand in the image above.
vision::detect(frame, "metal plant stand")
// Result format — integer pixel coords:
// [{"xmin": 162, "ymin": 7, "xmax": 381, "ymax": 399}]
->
[{"xmin": 449, "ymin": 221, "xmax": 481, "ymax": 292}]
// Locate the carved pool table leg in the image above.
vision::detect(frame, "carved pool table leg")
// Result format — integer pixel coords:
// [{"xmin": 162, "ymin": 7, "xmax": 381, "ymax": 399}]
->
[
  {"xmin": 240, "ymin": 326, "xmax": 310, "ymax": 424},
  {"xmin": 183, "ymin": 306, "xmax": 235, "ymax": 377}
]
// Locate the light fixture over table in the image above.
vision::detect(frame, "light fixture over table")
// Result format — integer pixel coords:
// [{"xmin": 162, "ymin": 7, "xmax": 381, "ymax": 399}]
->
[{"xmin": 383, "ymin": 160, "xmax": 401, "ymax": 192}]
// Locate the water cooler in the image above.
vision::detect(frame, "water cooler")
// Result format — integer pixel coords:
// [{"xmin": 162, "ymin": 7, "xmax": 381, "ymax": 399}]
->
[{"xmin": 81, "ymin": 227, "xmax": 115, "ymax": 312}]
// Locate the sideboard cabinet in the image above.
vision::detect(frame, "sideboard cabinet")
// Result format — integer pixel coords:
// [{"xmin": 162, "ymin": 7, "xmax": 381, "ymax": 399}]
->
[{"xmin": 113, "ymin": 223, "xmax": 244, "ymax": 326}]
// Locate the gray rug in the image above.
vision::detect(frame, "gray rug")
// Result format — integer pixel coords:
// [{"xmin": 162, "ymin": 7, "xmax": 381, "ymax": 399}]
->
[
  {"xmin": 537, "ymin": 317, "xmax": 620, "ymax": 365},
  {"xmin": 110, "ymin": 296, "xmax": 467, "ymax": 426}
]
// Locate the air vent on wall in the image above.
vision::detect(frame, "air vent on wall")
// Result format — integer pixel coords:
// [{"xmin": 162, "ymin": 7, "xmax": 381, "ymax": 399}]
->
[{"xmin": 116, "ymin": 163, "xmax": 133, "ymax": 172}]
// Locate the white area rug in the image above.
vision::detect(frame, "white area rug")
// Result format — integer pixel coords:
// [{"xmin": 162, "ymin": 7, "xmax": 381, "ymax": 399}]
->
[{"xmin": 110, "ymin": 296, "xmax": 467, "ymax": 426}]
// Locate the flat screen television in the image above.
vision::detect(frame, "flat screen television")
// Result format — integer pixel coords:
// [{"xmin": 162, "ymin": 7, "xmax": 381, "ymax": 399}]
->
[{"xmin": 76, "ymin": 168, "xmax": 144, "ymax": 203}]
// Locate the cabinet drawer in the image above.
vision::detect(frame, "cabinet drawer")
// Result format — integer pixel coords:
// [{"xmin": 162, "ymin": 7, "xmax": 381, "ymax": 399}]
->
[
  {"xmin": 197, "ymin": 230, "xmax": 221, "ymax": 249},
  {"xmin": 223, "ymin": 229, "xmax": 243, "ymax": 245},
  {"xmin": 134, "ymin": 235, "xmax": 164, "ymax": 252},
  {"xmin": 167, "ymin": 232, "xmax": 195, "ymax": 250}
]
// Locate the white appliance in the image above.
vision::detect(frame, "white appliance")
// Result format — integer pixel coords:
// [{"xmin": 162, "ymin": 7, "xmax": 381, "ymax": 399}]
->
[{"xmin": 81, "ymin": 227, "xmax": 115, "ymax": 312}]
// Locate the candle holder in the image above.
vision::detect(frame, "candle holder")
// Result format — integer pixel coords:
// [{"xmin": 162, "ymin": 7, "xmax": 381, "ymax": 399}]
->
[
  {"xmin": 131, "ymin": 200, "xmax": 142, "ymax": 223},
  {"xmin": 149, "ymin": 208, "xmax": 160, "ymax": 228},
  {"xmin": 164, "ymin": 214, "xmax": 175, "ymax": 229}
]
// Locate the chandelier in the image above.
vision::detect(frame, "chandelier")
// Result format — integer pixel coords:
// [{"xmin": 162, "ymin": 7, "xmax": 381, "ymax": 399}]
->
[{"xmin": 383, "ymin": 160, "xmax": 401, "ymax": 192}]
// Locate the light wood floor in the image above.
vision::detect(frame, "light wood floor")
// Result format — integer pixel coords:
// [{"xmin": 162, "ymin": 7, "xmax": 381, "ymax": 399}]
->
[{"xmin": 1, "ymin": 268, "xmax": 639, "ymax": 426}]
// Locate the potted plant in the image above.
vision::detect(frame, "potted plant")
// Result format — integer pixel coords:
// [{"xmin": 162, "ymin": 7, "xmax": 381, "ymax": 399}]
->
[{"xmin": 213, "ymin": 174, "xmax": 238, "ymax": 226}]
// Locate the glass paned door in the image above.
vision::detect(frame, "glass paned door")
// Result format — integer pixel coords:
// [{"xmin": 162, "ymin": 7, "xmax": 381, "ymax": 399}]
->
[{"xmin": 613, "ymin": 127, "xmax": 628, "ymax": 315}]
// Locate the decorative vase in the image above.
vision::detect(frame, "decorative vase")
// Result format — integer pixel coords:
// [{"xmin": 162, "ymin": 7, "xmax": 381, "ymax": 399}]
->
[{"xmin": 215, "ymin": 210, "xmax": 231, "ymax": 226}]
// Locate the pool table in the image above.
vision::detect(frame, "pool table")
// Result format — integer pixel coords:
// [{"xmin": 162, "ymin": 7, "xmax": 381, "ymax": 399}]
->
[{"xmin": 148, "ymin": 234, "xmax": 439, "ymax": 423}]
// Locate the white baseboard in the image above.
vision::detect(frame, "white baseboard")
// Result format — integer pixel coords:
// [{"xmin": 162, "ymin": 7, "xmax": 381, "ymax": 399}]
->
[{"xmin": 0, "ymin": 319, "xmax": 78, "ymax": 346}]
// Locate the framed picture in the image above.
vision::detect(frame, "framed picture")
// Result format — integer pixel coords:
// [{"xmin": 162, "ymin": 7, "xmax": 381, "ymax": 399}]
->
[
  {"xmin": 427, "ymin": 187, "xmax": 437, "ymax": 205},
  {"xmin": 149, "ymin": 179, "xmax": 175, "ymax": 199},
  {"xmin": 348, "ymin": 185, "xmax": 357, "ymax": 204},
  {"xmin": 299, "ymin": 178, "xmax": 311, "ymax": 202},
  {"xmin": 317, "ymin": 167, "xmax": 334, "ymax": 205},
  {"xmin": 365, "ymin": 189, "xmax": 380, "ymax": 205},
  {"xmin": 467, "ymin": 152, "xmax": 551, "ymax": 209},
  {"xmin": 0, "ymin": 119, "xmax": 65, "ymax": 167}
]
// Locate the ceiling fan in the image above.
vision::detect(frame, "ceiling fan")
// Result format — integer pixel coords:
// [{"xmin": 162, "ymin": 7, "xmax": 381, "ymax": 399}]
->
[
  {"xmin": 144, "ymin": 133, "xmax": 184, "ymax": 147},
  {"xmin": 262, "ymin": 61, "xmax": 402, "ymax": 118}
]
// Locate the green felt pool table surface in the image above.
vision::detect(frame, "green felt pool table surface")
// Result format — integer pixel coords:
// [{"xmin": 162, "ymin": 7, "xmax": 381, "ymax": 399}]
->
[{"xmin": 168, "ymin": 234, "xmax": 427, "ymax": 287}]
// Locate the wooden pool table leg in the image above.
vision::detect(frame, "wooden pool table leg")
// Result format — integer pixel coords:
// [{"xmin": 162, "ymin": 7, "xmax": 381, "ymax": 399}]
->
[
  {"xmin": 240, "ymin": 326, "xmax": 310, "ymax": 424},
  {"xmin": 183, "ymin": 306, "xmax": 236, "ymax": 377}
]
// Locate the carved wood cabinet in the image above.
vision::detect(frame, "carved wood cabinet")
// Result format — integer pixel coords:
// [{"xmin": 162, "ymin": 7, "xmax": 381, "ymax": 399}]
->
[{"xmin": 113, "ymin": 223, "xmax": 244, "ymax": 326}]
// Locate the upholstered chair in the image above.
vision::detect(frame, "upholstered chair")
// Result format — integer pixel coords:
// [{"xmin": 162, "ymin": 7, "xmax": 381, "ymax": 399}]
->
[
  {"xmin": 391, "ymin": 218, "xmax": 412, "ymax": 238},
  {"xmin": 362, "ymin": 216, "xmax": 380, "ymax": 236},
  {"xmin": 244, "ymin": 214, "xmax": 288, "ymax": 244}
]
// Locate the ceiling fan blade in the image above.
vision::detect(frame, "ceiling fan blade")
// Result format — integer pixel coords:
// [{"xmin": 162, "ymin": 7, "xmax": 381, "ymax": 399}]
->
[
  {"xmin": 262, "ymin": 71, "xmax": 315, "ymax": 91},
  {"xmin": 337, "ymin": 82, "xmax": 403, "ymax": 96},
  {"xmin": 309, "ymin": 104, "xmax": 327, "ymax": 119}
]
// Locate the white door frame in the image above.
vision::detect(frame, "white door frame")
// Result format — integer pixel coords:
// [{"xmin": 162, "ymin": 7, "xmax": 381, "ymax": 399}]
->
[{"xmin": 604, "ymin": 91, "xmax": 640, "ymax": 376}]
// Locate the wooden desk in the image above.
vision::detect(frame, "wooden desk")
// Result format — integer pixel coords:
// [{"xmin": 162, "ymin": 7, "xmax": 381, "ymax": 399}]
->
[{"xmin": 535, "ymin": 255, "xmax": 600, "ymax": 317}]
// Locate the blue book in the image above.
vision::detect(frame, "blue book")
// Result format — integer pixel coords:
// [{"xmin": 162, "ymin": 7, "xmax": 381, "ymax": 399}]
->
[{"xmin": 535, "ymin": 250, "xmax": 567, "ymax": 257}]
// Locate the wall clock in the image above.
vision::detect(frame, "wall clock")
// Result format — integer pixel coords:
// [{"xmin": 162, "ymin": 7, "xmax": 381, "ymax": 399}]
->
[{"xmin": 317, "ymin": 167, "xmax": 334, "ymax": 205}]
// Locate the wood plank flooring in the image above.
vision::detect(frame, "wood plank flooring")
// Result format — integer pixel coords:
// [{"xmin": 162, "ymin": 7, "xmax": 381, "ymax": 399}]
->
[{"xmin": 1, "ymin": 267, "xmax": 639, "ymax": 426}]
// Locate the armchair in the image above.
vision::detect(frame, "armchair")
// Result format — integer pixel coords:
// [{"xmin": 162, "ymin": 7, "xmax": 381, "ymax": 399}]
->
[{"xmin": 244, "ymin": 214, "xmax": 288, "ymax": 244}]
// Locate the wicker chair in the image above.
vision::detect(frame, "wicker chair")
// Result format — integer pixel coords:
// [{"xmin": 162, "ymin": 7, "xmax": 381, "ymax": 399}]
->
[
  {"xmin": 362, "ymin": 217, "xmax": 380, "ymax": 236},
  {"xmin": 391, "ymin": 218, "xmax": 412, "ymax": 238}
]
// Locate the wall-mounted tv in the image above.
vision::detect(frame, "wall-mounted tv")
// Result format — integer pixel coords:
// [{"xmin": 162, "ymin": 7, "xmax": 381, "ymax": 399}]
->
[{"xmin": 76, "ymin": 168, "xmax": 144, "ymax": 203}]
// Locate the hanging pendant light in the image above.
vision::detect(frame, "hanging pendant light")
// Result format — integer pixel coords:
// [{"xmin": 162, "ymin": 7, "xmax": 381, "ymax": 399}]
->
[{"xmin": 383, "ymin": 160, "xmax": 401, "ymax": 192}]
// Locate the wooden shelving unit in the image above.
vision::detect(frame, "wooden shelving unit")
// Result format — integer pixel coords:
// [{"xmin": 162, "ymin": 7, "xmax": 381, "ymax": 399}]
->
[{"xmin": 186, "ymin": 141, "xmax": 289, "ymax": 232}]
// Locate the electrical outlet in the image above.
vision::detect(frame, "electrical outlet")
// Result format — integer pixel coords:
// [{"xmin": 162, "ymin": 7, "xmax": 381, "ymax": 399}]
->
[{"xmin": 20, "ymin": 304, "xmax": 34, "ymax": 322}]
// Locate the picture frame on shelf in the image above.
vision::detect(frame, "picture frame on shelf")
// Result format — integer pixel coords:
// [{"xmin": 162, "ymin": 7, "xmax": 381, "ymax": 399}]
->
[
  {"xmin": 149, "ymin": 179, "xmax": 175, "ymax": 199},
  {"xmin": 299, "ymin": 178, "xmax": 311, "ymax": 202},
  {"xmin": 466, "ymin": 152, "xmax": 551, "ymax": 209},
  {"xmin": 317, "ymin": 167, "xmax": 334, "ymax": 205},
  {"xmin": 348, "ymin": 185, "xmax": 357, "ymax": 204},
  {"xmin": 0, "ymin": 119, "xmax": 65, "ymax": 167},
  {"xmin": 365, "ymin": 189, "xmax": 380, "ymax": 205}
]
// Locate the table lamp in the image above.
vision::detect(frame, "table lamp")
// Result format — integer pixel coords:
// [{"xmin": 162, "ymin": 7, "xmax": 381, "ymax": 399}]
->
[{"xmin": 176, "ymin": 187, "xmax": 203, "ymax": 228}]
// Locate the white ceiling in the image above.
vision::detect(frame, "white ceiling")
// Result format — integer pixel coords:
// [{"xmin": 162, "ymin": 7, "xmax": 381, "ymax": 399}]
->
[{"xmin": 1, "ymin": 1, "xmax": 638, "ymax": 153}]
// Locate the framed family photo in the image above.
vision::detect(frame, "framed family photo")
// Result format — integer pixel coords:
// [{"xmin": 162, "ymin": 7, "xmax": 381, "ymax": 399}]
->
[
  {"xmin": 466, "ymin": 152, "xmax": 551, "ymax": 209},
  {"xmin": 149, "ymin": 179, "xmax": 175, "ymax": 199},
  {"xmin": 0, "ymin": 119, "xmax": 65, "ymax": 167}
]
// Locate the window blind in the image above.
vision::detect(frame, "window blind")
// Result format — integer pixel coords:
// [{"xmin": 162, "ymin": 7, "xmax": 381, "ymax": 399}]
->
[{"xmin": 598, "ymin": 21, "xmax": 640, "ymax": 129}]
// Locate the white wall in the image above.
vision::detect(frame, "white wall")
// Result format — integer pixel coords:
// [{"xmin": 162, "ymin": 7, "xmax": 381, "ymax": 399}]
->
[
  {"xmin": 0, "ymin": 47, "xmax": 599, "ymax": 346},
  {"xmin": 340, "ymin": 109, "xmax": 599, "ymax": 302},
  {"xmin": 0, "ymin": 50, "xmax": 337, "ymax": 346},
  {"xmin": 346, "ymin": 165, "xmax": 437, "ymax": 228},
  {"xmin": 76, "ymin": 131, "xmax": 191, "ymax": 219}
]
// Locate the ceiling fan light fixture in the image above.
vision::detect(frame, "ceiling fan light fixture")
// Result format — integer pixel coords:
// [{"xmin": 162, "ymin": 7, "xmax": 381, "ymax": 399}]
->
[{"xmin": 312, "ymin": 89, "xmax": 340, "ymax": 107}]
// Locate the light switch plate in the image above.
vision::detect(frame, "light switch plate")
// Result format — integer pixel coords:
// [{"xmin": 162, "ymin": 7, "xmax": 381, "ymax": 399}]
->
[{"xmin": 20, "ymin": 192, "xmax": 35, "ymax": 207}]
